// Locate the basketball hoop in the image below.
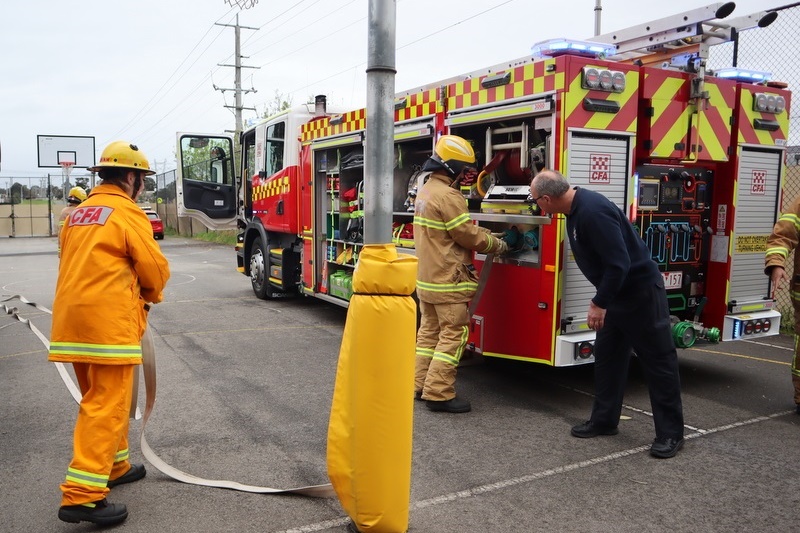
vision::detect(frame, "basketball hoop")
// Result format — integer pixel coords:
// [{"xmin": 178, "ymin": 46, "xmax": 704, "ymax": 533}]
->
[
  {"xmin": 60, "ymin": 161, "xmax": 75, "ymax": 180},
  {"xmin": 224, "ymin": 0, "xmax": 257, "ymax": 8}
]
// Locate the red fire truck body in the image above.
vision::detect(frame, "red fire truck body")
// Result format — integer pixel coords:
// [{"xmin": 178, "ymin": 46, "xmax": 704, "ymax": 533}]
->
[{"xmin": 177, "ymin": 6, "xmax": 791, "ymax": 367}]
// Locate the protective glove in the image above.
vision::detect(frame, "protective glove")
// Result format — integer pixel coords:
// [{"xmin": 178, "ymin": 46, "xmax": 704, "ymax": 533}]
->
[{"xmin": 494, "ymin": 238, "xmax": 510, "ymax": 256}]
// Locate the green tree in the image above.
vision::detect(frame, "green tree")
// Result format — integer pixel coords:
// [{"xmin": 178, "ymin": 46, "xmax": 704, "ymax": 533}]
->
[
  {"xmin": 10, "ymin": 182, "xmax": 22, "ymax": 204},
  {"xmin": 262, "ymin": 89, "xmax": 293, "ymax": 118}
]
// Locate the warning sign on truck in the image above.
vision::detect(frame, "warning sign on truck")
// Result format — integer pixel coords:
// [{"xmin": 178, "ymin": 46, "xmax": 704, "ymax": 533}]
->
[{"xmin": 735, "ymin": 234, "xmax": 768, "ymax": 253}]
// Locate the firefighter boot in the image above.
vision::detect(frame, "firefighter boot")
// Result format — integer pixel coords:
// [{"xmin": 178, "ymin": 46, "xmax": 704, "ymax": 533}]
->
[
  {"xmin": 426, "ymin": 396, "xmax": 471, "ymax": 413},
  {"xmin": 108, "ymin": 463, "xmax": 146, "ymax": 488},
  {"xmin": 58, "ymin": 499, "xmax": 128, "ymax": 526}
]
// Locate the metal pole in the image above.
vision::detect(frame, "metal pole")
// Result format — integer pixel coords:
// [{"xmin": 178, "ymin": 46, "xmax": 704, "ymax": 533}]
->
[
  {"xmin": 594, "ymin": 0, "xmax": 602, "ymax": 36},
  {"xmin": 234, "ymin": 14, "xmax": 243, "ymax": 136},
  {"xmin": 363, "ymin": 0, "xmax": 397, "ymax": 244},
  {"xmin": 47, "ymin": 175, "xmax": 53, "ymax": 236}
]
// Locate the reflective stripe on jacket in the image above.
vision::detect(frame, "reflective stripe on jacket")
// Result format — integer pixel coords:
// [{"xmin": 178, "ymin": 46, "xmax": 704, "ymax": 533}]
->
[
  {"xmin": 49, "ymin": 184, "xmax": 170, "ymax": 365},
  {"xmin": 765, "ymin": 195, "xmax": 800, "ymax": 284},
  {"xmin": 413, "ymin": 172, "xmax": 500, "ymax": 304}
]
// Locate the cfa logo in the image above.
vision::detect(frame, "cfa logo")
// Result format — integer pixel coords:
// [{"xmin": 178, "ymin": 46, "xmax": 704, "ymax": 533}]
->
[
  {"xmin": 589, "ymin": 153, "xmax": 611, "ymax": 184},
  {"xmin": 69, "ymin": 206, "xmax": 114, "ymax": 226},
  {"xmin": 751, "ymin": 170, "xmax": 767, "ymax": 195}
]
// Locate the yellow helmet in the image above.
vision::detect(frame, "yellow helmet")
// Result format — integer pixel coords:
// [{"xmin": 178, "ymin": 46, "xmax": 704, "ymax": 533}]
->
[
  {"xmin": 67, "ymin": 186, "xmax": 87, "ymax": 204},
  {"xmin": 88, "ymin": 141, "xmax": 155, "ymax": 175},
  {"xmin": 423, "ymin": 135, "xmax": 476, "ymax": 178}
]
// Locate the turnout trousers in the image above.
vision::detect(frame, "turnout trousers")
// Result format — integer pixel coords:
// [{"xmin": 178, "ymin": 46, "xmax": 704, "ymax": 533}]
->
[
  {"xmin": 590, "ymin": 281, "xmax": 685, "ymax": 439},
  {"xmin": 414, "ymin": 301, "xmax": 470, "ymax": 401},
  {"xmin": 60, "ymin": 363, "xmax": 135, "ymax": 506},
  {"xmin": 790, "ymin": 290, "xmax": 800, "ymax": 405}
]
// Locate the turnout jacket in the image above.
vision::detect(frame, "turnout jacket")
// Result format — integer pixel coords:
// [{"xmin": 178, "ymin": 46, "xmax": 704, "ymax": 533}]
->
[
  {"xmin": 765, "ymin": 195, "xmax": 800, "ymax": 279},
  {"xmin": 413, "ymin": 172, "xmax": 502, "ymax": 304},
  {"xmin": 49, "ymin": 184, "xmax": 170, "ymax": 365}
]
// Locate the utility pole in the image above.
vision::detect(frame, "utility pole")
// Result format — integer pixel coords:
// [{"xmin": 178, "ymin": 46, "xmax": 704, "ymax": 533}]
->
[
  {"xmin": 214, "ymin": 14, "xmax": 259, "ymax": 138},
  {"xmin": 594, "ymin": 0, "xmax": 602, "ymax": 36}
]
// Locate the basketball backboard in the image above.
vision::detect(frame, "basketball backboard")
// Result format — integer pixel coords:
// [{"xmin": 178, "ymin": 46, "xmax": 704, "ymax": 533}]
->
[{"xmin": 37, "ymin": 135, "xmax": 96, "ymax": 168}]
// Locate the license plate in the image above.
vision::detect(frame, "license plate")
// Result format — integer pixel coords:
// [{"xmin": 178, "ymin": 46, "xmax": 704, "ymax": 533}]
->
[{"xmin": 663, "ymin": 271, "xmax": 683, "ymax": 290}]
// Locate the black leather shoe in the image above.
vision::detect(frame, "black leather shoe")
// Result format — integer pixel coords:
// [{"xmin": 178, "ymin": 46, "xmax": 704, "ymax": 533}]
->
[
  {"xmin": 414, "ymin": 390, "xmax": 423, "ymax": 401},
  {"xmin": 650, "ymin": 437, "xmax": 684, "ymax": 458},
  {"xmin": 426, "ymin": 397, "xmax": 471, "ymax": 413},
  {"xmin": 570, "ymin": 420, "xmax": 618, "ymax": 438},
  {"xmin": 58, "ymin": 498, "xmax": 128, "ymax": 526},
  {"xmin": 108, "ymin": 463, "xmax": 146, "ymax": 488}
]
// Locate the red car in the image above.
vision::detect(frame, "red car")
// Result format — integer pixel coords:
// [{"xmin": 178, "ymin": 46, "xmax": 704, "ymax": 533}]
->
[{"xmin": 142, "ymin": 209, "xmax": 164, "ymax": 240}]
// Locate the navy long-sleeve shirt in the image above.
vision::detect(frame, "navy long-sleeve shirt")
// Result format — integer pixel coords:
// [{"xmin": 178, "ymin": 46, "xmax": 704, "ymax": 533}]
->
[{"xmin": 566, "ymin": 187, "xmax": 661, "ymax": 309}]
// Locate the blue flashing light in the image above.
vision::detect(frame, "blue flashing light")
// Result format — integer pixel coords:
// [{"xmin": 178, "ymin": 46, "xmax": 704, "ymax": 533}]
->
[
  {"xmin": 714, "ymin": 67, "xmax": 772, "ymax": 83},
  {"xmin": 531, "ymin": 39, "xmax": 615, "ymax": 59}
]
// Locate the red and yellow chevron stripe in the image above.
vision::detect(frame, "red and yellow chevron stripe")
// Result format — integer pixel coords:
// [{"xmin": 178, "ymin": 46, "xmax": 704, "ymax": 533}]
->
[
  {"xmin": 253, "ymin": 175, "xmax": 290, "ymax": 202},
  {"xmin": 301, "ymin": 108, "xmax": 366, "ymax": 142},
  {"xmin": 395, "ymin": 88, "xmax": 439, "ymax": 121},
  {"xmin": 562, "ymin": 62, "xmax": 639, "ymax": 132},
  {"xmin": 446, "ymin": 58, "xmax": 563, "ymax": 110},
  {"xmin": 736, "ymin": 87, "xmax": 791, "ymax": 146},
  {"xmin": 640, "ymin": 69, "xmax": 692, "ymax": 159},
  {"xmin": 694, "ymin": 78, "xmax": 736, "ymax": 161}
]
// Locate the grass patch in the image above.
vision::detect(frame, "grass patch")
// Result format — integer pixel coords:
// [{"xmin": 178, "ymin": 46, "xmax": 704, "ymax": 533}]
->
[
  {"xmin": 780, "ymin": 306, "xmax": 795, "ymax": 335},
  {"xmin": 190, "ymin": 230, "xmax": 238, "ymax": 246}
]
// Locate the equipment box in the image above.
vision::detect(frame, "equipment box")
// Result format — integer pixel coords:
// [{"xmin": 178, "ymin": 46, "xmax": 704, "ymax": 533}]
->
[{"xmin": 329, "ymin": 271, "xmax": 353, "ymax": 301}]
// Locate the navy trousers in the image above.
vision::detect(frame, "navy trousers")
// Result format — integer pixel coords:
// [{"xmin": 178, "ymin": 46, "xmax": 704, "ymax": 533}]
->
[{"xmin": 590, "ymin": 279, "xmax": 684, "ymax": 439}]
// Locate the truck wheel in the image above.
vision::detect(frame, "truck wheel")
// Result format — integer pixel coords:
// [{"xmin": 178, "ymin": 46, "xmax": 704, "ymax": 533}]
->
[{"xmin": 249, "ymin": 237, "xmax": 272, "ymax": 300}]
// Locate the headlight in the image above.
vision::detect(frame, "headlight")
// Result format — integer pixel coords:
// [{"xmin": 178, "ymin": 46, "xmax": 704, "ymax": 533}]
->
[
  {"xmin": 611, "ymin": 71, "xmax": 626, "ymax": 92},
  {"xmin": 583, "ymin": 67, "xmax": 600, "ymax": 89}
]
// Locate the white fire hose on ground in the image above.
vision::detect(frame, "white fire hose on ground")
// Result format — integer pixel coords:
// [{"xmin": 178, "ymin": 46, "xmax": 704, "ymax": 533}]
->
[{"xmin": 2, "ymin": 295, "xmax": 335, "ymax": 498}]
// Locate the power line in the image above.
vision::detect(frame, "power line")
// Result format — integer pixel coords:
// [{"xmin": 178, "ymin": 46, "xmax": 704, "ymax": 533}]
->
[
  {"xmin": 127, "ymin": 4, "xmax": 318, "ymax": 146},
  {"xmin": 397, "ymin": 0, "xmax": 516, "ymax": 50},
  {"xmin": 128, "ymin": 0, "xmax": 521, "ymax": 158},
  {"xmin": 254, "ymin": 0, "xmax": 518, "ymax": 107},
  {"xmin": 103, "ymin": 9, "xmax": 238, "ymax": 144}
]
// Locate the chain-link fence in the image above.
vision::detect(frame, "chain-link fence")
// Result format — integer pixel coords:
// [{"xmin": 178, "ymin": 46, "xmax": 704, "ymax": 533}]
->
[
  {"xmin": 0, "ymin": 174, "xmax": 95, "ymax": 238},
  {"xmin": 0, "ymin": 170, "xmax": 205, "ymax": 239},
  {"xmin": 709, "ymin": 2, "xmax": 800, "ymax": 145},
  {"xmin": 707, "ymin": 2, "xmax": 800, "ymax": 322}
]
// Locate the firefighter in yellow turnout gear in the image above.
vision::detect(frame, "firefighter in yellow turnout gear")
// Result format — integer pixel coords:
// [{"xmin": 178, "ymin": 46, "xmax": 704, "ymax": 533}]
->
[
  {"xmin": 49, "ymin": 141, "xmax": 170, "ymax": 526},
  {"xmin": 57, "ymin": 186, "xmax": 87, "ymax": 256},
  {"xmin": 413, "ymin": 135, "xmax": 508, "ymax": 413},
  {"xmin": 765, "ymin": 194, "xmax": 800, "ymax": 416}
]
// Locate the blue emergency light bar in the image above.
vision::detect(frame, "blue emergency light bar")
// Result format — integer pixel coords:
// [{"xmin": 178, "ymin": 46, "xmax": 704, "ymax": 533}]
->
[
  {"xmin": 714, "ymin": 67, "xmax": 772, "ymax": 83},
  {"xmin": 531, "ymin": 39, "xmax": 615, "ymax": 59}
]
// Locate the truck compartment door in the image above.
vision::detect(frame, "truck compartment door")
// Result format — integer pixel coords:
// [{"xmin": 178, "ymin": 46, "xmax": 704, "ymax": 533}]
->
[
  {"xmin": 728, "ymin": 147, "xmax": 781, "ymax": 303},
  {"xmin": 176, "ymin": 133, "xmax": 237, "ymax": 230}
]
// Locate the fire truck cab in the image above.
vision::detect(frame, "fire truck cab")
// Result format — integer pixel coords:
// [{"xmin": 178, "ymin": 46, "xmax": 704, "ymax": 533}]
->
[{"xmin": 177, "ymin": 2, "xmax": 791, "ymax": 367}]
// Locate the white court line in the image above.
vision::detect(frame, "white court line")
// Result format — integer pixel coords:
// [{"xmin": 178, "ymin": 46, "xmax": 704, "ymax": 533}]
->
[
  {"xmin": 739, "ymin": 338, "xmax": 794, "ymax": 351},
  {"xmin": 557, "ymin": 383, "xmax": 706, "ymax": 433},
  {"xmin": 270, "ymin": 410, "xmax": 793, "ymax": 533},
  {"xmin": 164, "ymin": 273, "xmax": 196, "ymax": 287}
]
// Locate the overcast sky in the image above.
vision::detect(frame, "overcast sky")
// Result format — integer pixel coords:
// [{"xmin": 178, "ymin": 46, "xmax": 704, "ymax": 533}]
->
[{"xmin": 0, "ymin": 0, "xmax": 793, "ymax": 177}]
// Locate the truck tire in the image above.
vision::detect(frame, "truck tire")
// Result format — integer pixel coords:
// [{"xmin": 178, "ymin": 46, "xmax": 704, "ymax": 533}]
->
[{"xmin": 249, "ymin": 237, "xmax": 273, "ymax": 300}]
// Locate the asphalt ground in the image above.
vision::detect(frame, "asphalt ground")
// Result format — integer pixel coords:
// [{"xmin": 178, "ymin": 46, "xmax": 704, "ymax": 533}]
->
[{"xmin": 1, "ymin": 236, "xmax": 799, "ymax": 533}]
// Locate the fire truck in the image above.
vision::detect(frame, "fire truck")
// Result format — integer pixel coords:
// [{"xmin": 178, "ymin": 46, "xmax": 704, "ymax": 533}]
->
[{"xmin": 176, "ymin": 2, "xmax": 791, "ymax": 367}]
